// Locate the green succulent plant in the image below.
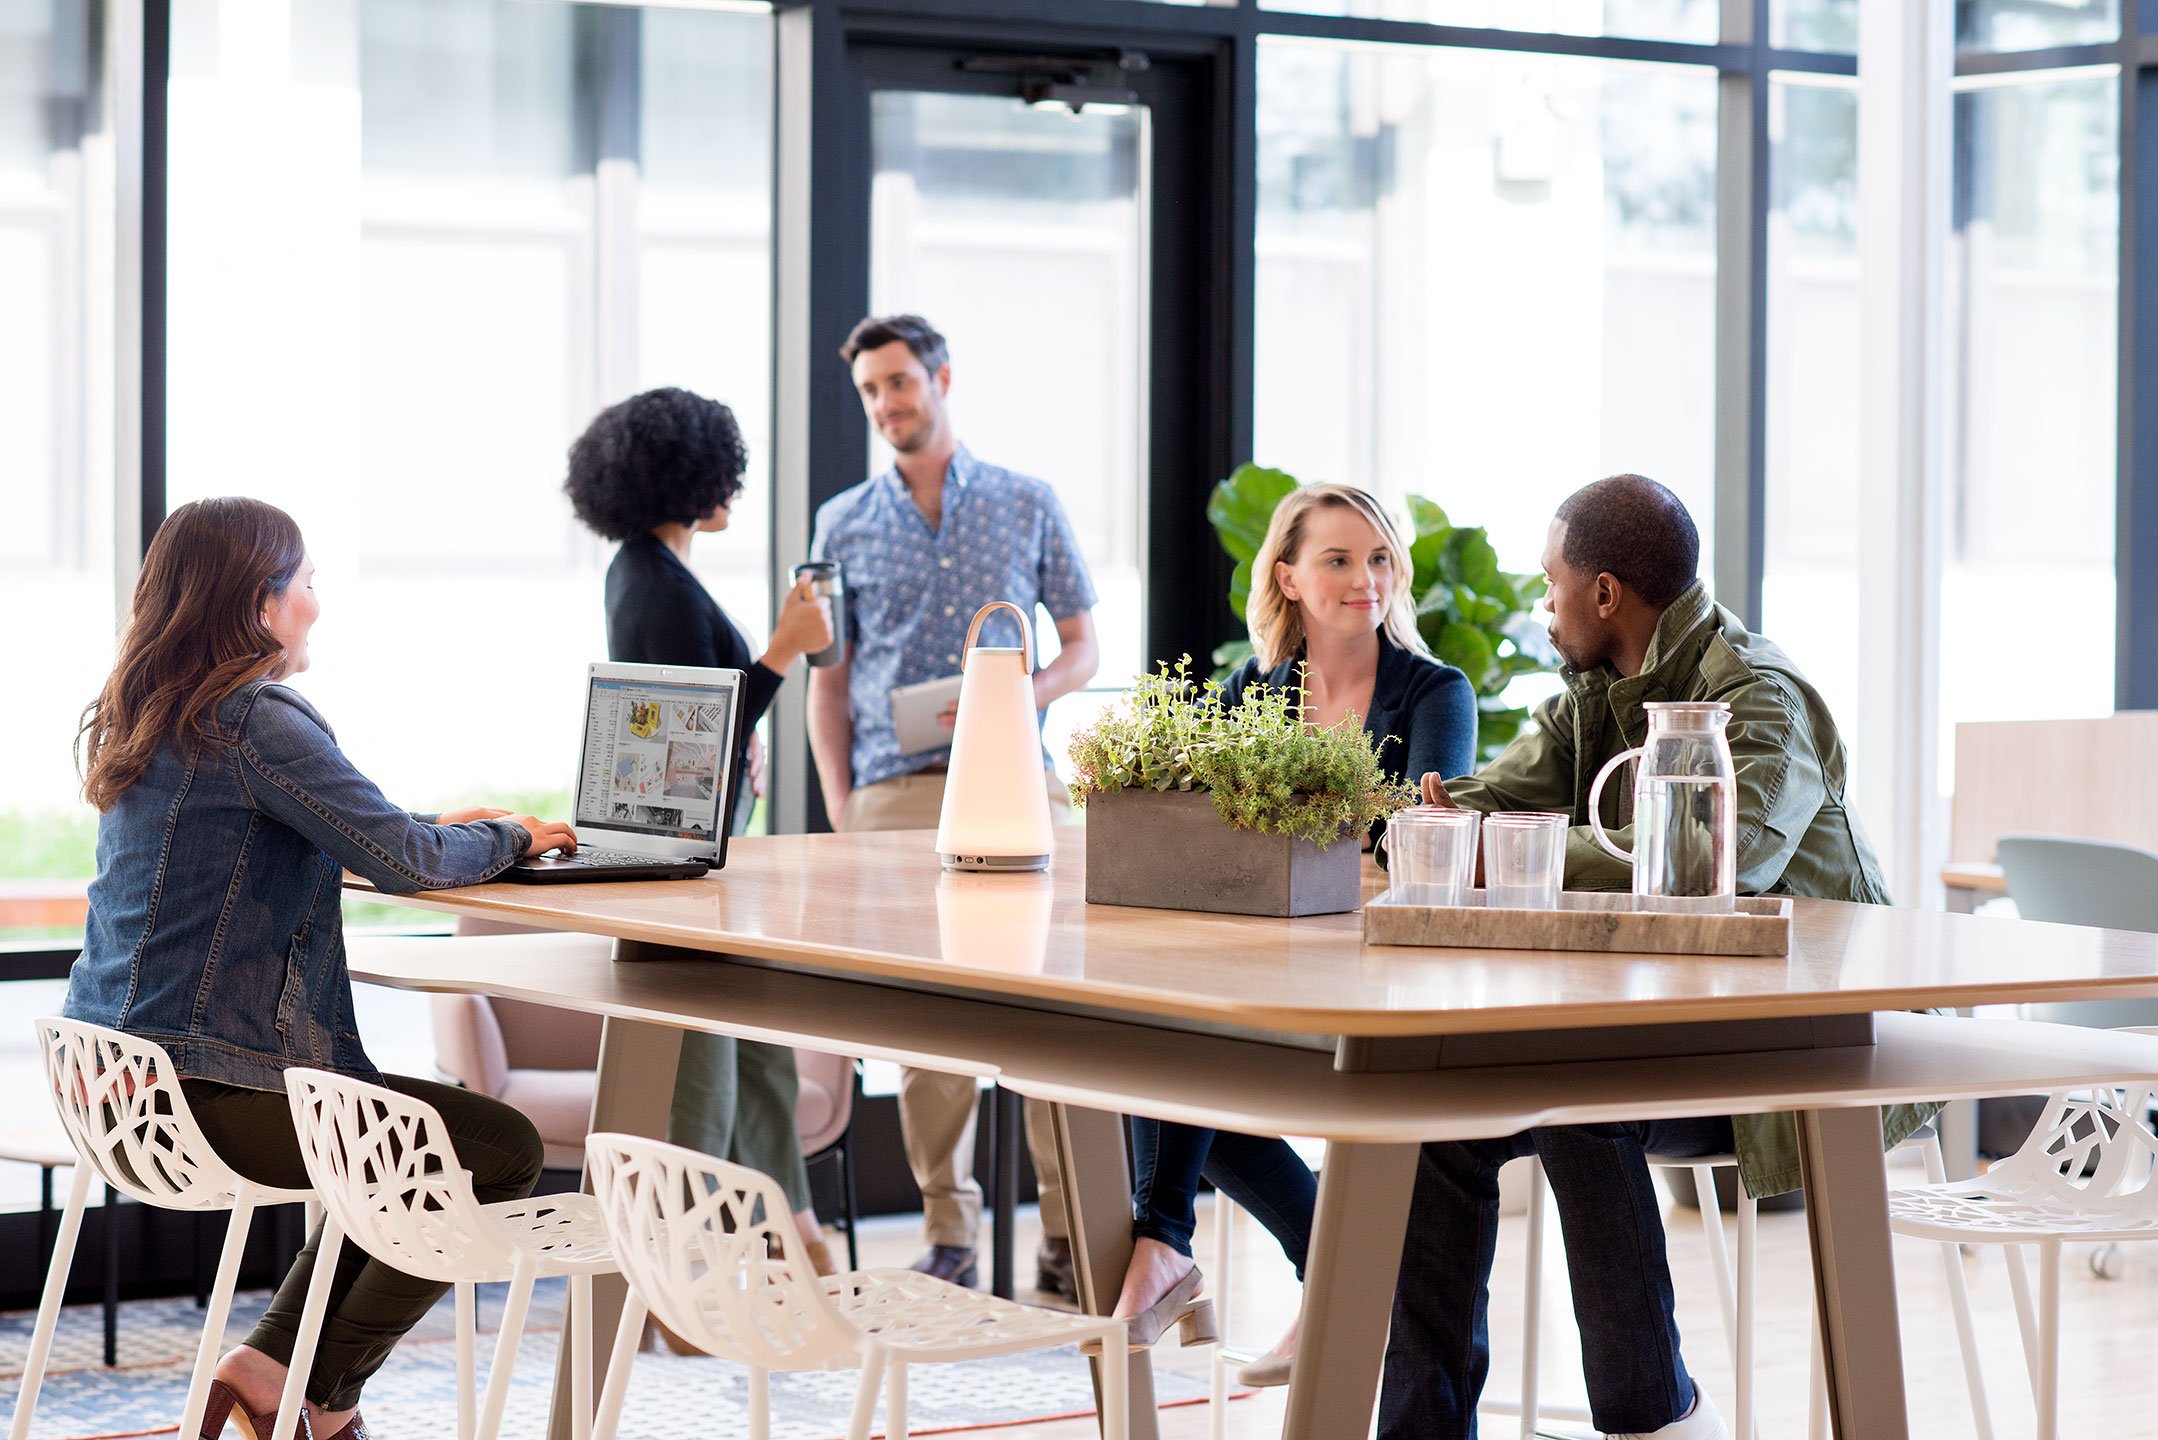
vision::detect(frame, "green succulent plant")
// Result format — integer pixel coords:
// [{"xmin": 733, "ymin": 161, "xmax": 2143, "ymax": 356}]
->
[
  {"xmin": 1205, "ymin": 463, "xmax": 1561, "ymax": 763},
  {"xmin": 1066, "ymin": 659, "xmax": 1416, "ymax": 849}
]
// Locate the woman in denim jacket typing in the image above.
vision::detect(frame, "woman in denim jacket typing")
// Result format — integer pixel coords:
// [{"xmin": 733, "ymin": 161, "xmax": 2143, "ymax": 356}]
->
[{"xmin": 64, "ymin": 497, "xmax": 577, "ymax": 1440}]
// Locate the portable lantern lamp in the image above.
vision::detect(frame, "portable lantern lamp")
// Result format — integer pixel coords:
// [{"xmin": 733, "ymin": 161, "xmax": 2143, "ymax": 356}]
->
[{"xmin": 935, "ymin": 601, "xmax": 1056, "ymax": 872}]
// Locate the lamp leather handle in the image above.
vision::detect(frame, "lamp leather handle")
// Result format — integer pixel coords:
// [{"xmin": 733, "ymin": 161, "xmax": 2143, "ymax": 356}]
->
[{"xmin": 960, "ymin": 601, "xmax": 1034, "ymax": 674}]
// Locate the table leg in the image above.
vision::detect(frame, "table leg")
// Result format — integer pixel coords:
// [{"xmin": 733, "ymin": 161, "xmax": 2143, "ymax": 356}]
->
[
  {"xmin": 1282, "ymin": 1141, "xmax": 1420, "ymax": 1440},
  {"xmin": 1798, "ymin": 1106, "xmax": 1909, "ymax": 1440},
  {"xmin": 1942, "ymin": 886, "xmax": 1979, "ymax": 915},
  {"xmin": 993, "ymin": 1085, "xmax": 1020, "ymax": 1299},
  {"xmin": 547, "ymin": 1017, "xmax": 683, "ymax": 1440},
  {"xmin": 1049, "ymin": 1102, "xmax": 1159, "ymax": 1440}
]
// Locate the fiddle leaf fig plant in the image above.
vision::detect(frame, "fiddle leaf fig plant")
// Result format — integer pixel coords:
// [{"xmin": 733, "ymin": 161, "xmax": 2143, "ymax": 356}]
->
[
  {"xmin": 1206, "ymin": 463, "xmax": 1560, "ymax": 763},
  {"xmin": 1067, "ymin": 658, "xmax": 1416, "ymax": 849}
]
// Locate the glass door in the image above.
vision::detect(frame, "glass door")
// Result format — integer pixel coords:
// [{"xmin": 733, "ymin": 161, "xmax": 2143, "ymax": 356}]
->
[{"xmin": 865, "ymin": 81, "xmax": 1152, "ymax": 761}]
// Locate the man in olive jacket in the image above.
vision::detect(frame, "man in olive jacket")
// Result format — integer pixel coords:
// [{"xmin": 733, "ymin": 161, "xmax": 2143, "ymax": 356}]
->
[{"xmin": 1381, "ymin": 476, "xmax": 1924, "ymax": 1440}]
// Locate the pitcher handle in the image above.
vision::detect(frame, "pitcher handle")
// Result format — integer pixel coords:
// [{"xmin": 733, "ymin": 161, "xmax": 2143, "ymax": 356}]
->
[
  {"xmin": 1587, "ymin": 746, "xmax": 1642, "ymax": 863},
  {"xmin": 960, "ymin": 601, "xmax": 1034, "ymax": 674}
]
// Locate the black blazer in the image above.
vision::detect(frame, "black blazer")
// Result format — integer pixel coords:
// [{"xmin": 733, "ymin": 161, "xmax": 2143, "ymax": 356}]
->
[
  {"xmin": 1219, "ymin": 632, "xmax": 1479, "ymax": 845},
  {"xmin": 603, "ymin": 534, "xmax": 780, "ymax": 833}
]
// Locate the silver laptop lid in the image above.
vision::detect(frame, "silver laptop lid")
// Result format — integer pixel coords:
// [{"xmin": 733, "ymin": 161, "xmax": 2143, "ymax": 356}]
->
[{"xmin": 573, "ymin": 661, "xmax": 744, "ymax": 862}]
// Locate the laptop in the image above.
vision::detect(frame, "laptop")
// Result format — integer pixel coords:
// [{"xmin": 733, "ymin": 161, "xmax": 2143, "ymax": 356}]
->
[{"xmin": 503, "ymin": 661, "xmax": 746, "ymax": 884}]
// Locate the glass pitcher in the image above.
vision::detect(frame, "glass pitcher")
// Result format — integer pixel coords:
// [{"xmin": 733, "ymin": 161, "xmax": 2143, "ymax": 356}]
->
[{"xmin": 1588, "ymin": 701, "xmax": 1737, "ymax": 914}]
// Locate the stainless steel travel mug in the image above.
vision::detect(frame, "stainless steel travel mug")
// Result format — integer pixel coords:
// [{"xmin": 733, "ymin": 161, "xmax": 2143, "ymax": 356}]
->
[{"xmin": 792, "ymin": 560, "xmax": 846, "ymax": 668}]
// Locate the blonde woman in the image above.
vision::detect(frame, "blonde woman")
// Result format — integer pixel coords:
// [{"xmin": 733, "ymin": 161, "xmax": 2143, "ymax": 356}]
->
[{"xmin": 1109, "ymin": 484, "xmax": 1477, "ymax": 1382}]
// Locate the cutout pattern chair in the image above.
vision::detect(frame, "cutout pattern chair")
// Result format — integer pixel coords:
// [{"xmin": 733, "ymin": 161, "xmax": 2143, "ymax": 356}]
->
[
  {"xmin": 584, "ymin": 1130, "xmax": 1128, "ymax": 1440},
  {"xmin": 280, "ymin": 1068, "xmax": 619, "ymax": 1440},
  {"xmin": 1888, "ymin": 1030, "xmax": 2158, "ymax": 1440},
  {"xmin": 13, "ymin": 1018, "xmax": 312, "ymax": 1440}
]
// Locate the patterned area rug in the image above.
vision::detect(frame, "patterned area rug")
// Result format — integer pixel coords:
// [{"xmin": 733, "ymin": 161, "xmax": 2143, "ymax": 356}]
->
[{"xmin": 0, "ymin": 1280, "xmax": 1221, "ymax": 1439}]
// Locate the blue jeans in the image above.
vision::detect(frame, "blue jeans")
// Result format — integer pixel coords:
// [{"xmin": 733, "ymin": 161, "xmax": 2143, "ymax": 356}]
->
[
  {"xmin": 1378, "ymin": 1116, "xmax": 1736, "ymax": 1440},
  {"xmin": 1128, "ymin": 1118, "xmax": 1318, "ymax": 1281}
]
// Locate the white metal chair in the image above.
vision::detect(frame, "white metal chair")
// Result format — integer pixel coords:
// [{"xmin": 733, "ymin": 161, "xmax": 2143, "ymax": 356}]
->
[
  {"xmin": 13, "ymin": 1018, "xmax": 313, "ymax": 1440},
  {"xmin": 1887, "ymin": 1030, "xmax": 2158, "ymax": 1440},
  {"xmin": 280, "ymin": 1067, "xmax": 619, "ymax": 1440},
  {"xmin": 584, "ymin": 1130, "xmax": 1129, "ymax": 1440}
]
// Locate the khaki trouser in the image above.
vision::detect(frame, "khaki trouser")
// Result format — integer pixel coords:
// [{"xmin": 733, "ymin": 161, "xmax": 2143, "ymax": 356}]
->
[{"xmin": 840, "ymin": 766, "xmax": 1073, "ymax": 1247}]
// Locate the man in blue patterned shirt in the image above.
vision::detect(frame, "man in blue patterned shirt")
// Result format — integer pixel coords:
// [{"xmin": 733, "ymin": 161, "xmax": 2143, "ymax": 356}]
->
[{"xmin": 808, "ymin": 314, "xmax": 1100, "ymax": 1295}]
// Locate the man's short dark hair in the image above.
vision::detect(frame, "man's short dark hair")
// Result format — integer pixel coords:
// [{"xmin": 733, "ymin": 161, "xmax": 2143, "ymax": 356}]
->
[
  {"xmin": 1552, "ymin": 474, "xmax": 1701, "ymax": 609},
  {"xmin": 562, "ymin": 387, "xmax": 748, "ymax": 542},
  {"xmin": 840, "ymin": 314, "xmax": 950, "ymax": 374}
]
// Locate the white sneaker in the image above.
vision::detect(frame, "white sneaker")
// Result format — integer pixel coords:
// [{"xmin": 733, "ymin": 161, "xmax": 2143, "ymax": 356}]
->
[{"xmin": 1606, "ymin": 1391, "xmax": 1729, "ymax": 1440}]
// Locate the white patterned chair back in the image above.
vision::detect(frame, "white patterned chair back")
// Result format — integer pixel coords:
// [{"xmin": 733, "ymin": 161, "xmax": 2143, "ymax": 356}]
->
[
  {"xmin": 35, "ymin": 1016, "xmax": 252, "ymax": 1210},
  {"xmin": 284, "ymin": 1067, "xmax": 518, "ymax": 1284},
  {"xmin": 1985, "ymin": 1027, "xmax": 2158, "ymax": 1222},
  {"xmin": 587, "ymin": 1131, "xmax": 863, "ymax": 1371}
]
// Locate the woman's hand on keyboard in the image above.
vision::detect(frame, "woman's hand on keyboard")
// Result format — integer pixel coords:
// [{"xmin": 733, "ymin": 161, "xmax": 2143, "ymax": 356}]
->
[{"xmin": 503, "ymin": 816, "xmax": 578, "ymax": 856}]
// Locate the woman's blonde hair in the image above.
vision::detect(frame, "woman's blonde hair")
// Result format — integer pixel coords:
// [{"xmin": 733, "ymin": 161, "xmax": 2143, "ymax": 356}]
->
[{"xmin": 1247, "ymin": 484, "xmax": 1429, "ymax": 670}]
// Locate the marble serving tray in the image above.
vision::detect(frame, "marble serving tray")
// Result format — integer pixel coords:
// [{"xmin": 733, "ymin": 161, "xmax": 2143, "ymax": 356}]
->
[{"xmin": 1363, "ymin": 891, "xmax": 1795, "ymax": 957}]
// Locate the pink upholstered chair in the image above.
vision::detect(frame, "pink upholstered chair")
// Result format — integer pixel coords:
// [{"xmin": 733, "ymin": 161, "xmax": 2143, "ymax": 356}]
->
[{"xmin": 426, "ymin": 922, "xmax": 864, "ymax": 1266}]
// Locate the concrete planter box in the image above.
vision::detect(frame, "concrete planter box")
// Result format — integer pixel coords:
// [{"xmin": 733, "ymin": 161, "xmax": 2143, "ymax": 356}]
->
[{"xmin": 1081, "ymin": 788, "xmax": 1363, "ymax": 917}]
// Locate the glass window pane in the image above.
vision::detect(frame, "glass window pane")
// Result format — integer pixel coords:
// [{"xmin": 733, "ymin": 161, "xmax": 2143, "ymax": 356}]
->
[
  {"xmin": 166, "ymin": 0, "xmax": 773, "ymax": 838},
  {"xmin": 1259, "ymin": 0, "xmax": 1718, "ymax": 45},
  {"xmin": 1957, "ymin": 0, "xmax": 2119, "ymax": 52},
  {"xmin": 1254, "ymin": 39, "xmax": 1719, "ymax": 590},
  {"xmin": 0, "ymin": 0, "xmax": 113, "ymax": 952},
  {"xmin": 1940, "ymin": 72, "xmax": 2119, "ymax": 784},
  {"xmin": 1771, "ymin": 0, "xmax": 1857, "ymax": 52},
  {"xmin": 1760, "ymin": 78, "xmax": 1860, "ymax": 749},
  {"xmin": 868, "ymin": 90, "xmax": 1149, "ymax": 710}
]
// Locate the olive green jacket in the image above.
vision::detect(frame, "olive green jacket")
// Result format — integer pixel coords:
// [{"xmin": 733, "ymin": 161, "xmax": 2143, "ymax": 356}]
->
[{"xmin": 1448, "ymin": 582, "xmax": 1929, "ymax": 1197}]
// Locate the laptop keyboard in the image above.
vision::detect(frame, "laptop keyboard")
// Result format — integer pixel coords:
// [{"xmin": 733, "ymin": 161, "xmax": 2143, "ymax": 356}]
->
[{"xmin": 546, "ymin": 849, "xmax": 690, "ymax": 868}]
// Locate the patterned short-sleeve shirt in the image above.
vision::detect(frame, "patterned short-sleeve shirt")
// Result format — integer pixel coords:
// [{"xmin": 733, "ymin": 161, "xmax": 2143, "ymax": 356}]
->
[{"xmin": 811, "ymin": 445, "xmax": 1098, "ymax": 788}]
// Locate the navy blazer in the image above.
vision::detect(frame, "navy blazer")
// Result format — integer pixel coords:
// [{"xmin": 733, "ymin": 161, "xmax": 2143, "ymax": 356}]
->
[{"xmin": 1218, "ymin": 633, "xmax": 1479, "ymax": 843}]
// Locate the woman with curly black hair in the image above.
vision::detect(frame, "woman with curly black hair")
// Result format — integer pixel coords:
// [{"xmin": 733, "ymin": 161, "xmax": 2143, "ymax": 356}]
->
[{"xmin": 565, "ymin": 386, "xmax": 837, "ymax": 1282}]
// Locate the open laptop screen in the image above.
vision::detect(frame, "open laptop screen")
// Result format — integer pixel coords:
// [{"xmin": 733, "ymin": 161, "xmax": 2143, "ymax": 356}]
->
[{"xmin": 573, "ymin": 665, "xmax": 743, "ymax": 855}]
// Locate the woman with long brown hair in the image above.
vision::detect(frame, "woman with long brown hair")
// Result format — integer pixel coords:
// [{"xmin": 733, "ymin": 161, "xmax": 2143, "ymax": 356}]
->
[{"xmin": 66, "ymin": 497, "xmax": 577, "ymax": 1439}]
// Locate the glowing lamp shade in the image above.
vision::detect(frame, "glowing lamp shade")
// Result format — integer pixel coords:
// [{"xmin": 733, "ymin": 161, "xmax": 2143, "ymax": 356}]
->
[{"xmin": 936, "ymin": 601, "xmax": 1055, "ymax": 872}]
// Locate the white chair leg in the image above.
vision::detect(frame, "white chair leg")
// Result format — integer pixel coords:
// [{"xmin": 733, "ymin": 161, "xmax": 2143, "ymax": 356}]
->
[
  {"xmin": 1100, "ymin": 1321, "xmax": 1129, "ymax": 1440},
  {"xmin": 590, "ymin": 1293, "xmax": 646, "ymax": 1440},
  {"xmin": 1806, "ymin": 1307, "xmax": 1827, "ymax": 1440},
  {"xmin": 269, "ymin": 1218, "xmax": 344, "ymax": 1440},
  {"xmin": 889, "ymin": 1359, "xmax": 908, "ymax": 1438},
  {"xmin": 179, "ymin": 1188, "xmax": 259, "ymax": 1440},
  {"xmin": 451, "ymin": 1286, "xmax": 476, "ymax": 1440},
  {"xmin": 1735, "ymin": 1185, "xmax": 1755, "ymax": 1440},
  {"xmin": 570, "ymin": 1274, "xmax": 594, "ymax": 1440},
  {"xmin": 1208, "ymin": 1196, "xmax": 1232, "ymax": 1440},
  {"xmin": 846, "ymin": 1347, "xmax": 887, "ymax": 1440},
  {"xmin": 475, "ymin": 1261, "xmax": 535, "ymax": 1440},
  {"xmin": 2004, "ymin": 1243, "xmax": 2042, "ymax": 1394},
  {"xmin": 1519, "ymin": 1159, "xmax": 1545, "ymax": 1440},
  {"xmin": 1918, "ymin": 1136, "xmax": 1994, "ymax": 1440},
  {"xmin": 748, "ymin": 1365, "xmax": 771, "ymax": 1440},
  {"xmin": 1692, "ymin": 1166, "xmax": 1740, "ymax": 1363},
  {"xmin": 10, "ymin": 1162, "xmax": 93, "ymax": 1440},
  {"xmin": 2035, "ymin": 1239, "xmax": 2062, "ymax": 1440}
]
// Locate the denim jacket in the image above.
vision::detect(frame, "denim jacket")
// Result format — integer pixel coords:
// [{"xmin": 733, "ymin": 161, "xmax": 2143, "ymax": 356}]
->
[{"xmin": 63, "ymin": 682, "xmax": 529, "ymax": 1091}]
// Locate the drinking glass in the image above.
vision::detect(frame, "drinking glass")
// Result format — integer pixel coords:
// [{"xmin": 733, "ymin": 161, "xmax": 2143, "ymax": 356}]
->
[
  {"xmin": 1482, "ymin": 812, "xmax": 1569, "ymax": 910},
  {"xmin": 1387, "ymin": 808, "xmax": 1480, "ymax": 907}
]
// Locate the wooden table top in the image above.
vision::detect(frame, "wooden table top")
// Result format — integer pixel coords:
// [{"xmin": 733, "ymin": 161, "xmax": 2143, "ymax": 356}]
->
[
  {"xmin": 1940, "ymin": 861, "xmax": 2008, "ymax": 894},
  {"xmin": 356, "ymin": 829, "xmax": 2158, "ymax": 1039}
]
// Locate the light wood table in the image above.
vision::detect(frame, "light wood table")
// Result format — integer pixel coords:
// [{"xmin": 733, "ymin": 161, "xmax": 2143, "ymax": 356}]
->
[
  {"xmin": 1940, "ymin": 861, "xmax": 2007, "ymax": 914},
  {"xmin": 349, "ymin": 830, "xmax": 2158, "ymax": 1440}
]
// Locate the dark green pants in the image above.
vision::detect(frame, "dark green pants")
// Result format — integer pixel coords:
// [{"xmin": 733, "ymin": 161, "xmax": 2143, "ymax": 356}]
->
[
  {"xmin": 668, "ymin": 1032, "xmax": 814, "ymax": 1214},
  {"xmin": 181, "ymin": 1073, "xmax": 544, "ymax": 1411}
]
